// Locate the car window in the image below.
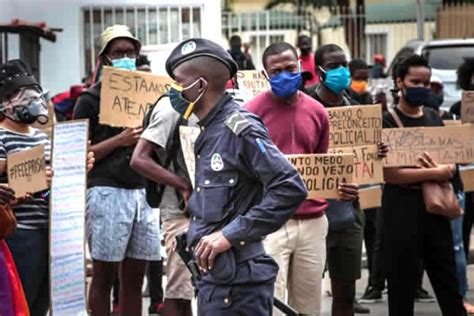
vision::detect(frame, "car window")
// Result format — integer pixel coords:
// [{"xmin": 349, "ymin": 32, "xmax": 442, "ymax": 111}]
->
[{"xmin": 422, "ymin": 45, "xmax": 474, "ymax": 70}]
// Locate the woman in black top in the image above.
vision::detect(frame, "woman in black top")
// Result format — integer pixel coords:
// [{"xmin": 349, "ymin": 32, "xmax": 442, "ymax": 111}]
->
[{"xmin": 382, "ymin": 55, "xmax": 466, "ymax": 316}]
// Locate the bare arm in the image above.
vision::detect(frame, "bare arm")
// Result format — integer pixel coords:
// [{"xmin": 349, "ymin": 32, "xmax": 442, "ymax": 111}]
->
[
  {"xmin": 130, "ymin": 138, "xmax": 191, "ymax": 192},
  {"xmin": 93, "ymin": 127, "xmax": 142, "ymax": 162},
  {"xmin": 384, "ymin": 165, "xmax": 454, "ymax": 185}
]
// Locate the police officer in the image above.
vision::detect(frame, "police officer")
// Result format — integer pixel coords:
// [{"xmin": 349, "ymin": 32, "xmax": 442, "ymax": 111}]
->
[{"xmin": 165, "ymin": 38, "xmax": 308, "ymax": 315}]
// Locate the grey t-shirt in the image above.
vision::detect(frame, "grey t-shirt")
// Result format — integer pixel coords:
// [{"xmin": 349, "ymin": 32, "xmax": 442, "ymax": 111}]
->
[{"xmin": 141, "ymin": 97, "xmax": 198, "ymax": 221}]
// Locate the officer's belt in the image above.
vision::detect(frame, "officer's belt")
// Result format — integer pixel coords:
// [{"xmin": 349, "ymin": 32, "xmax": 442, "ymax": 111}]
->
[{"xmin": 234, "ymin": 240, "xmax": 265, "ymax": 263}]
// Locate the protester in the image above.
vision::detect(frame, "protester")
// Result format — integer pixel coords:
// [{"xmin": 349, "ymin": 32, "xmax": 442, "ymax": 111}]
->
[
  {"xmin": 450, "ymin": 58, "xmax": 474, "ymax": 117},
  {"xmin": 0, "ymin": 184, "xmax": 29, "ymax": 316},
  {"xmin": 164, "ymin": 38, "xmax": 307, "ymax": 315},
  {"xmin": 297, "ymin": 35, "xmax": 319, "ymax": 87},
  {"xmin": 109, "ymin": 52, "xmax": 165, "ymax": 315},
  {"xmin": 382, "ymin": 54, "xmax": 466, "ymax": 316},
  {"xmin": 73, "ymin": 25, "xmax": 160, "ymax": 315},
  {"xmin": 245, "ymin": 41, "xmax": 361, "ymax": 316},
  {"xmin": 306, "ymin": 44, "xmax": 371, "ymax": 315},
  {"xmin": 424, "ymin": 75, "xmax": 457, "ymax": 119},
  {"xmin": 130, "ymin": 74, "xmax": 196, "ymax": 315},
  {"xmin": 348, "ymin": 59, "xmax": 372, "ymax": 105},
  {"xmin": 228, "ymin": 35, "xmax": 255, "ymax": 70},
  {"xmin": 452, "ymin": 59, "xmax": 474, "ymax": 263},
  {"xmin": 0, "ymin": 59, "xmax": 94, "ymax": 315},
  {"xmin": 371, "ymin": 54, "xmax": 386, "ymax": 79}
]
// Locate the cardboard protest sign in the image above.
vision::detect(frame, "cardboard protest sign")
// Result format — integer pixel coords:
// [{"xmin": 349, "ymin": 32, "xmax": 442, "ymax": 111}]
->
[
  {"xmin": 329, "ymin": 144, "xmax": 383, "ymax": 185},
  {"xmin": 382, "ymin": 125, "xmax": 474, "ymax": 167},
  {"xmin": 461, "ymin": 91, "xmax": 474, "ymax": 123},
  {"xmin": 460, "ymin": 167, "xmax": 474, "ymax": 193},
  {"xmin": 179, "ymin": 126, "xmax": 201, "ymax": 188},
  {"xmin": 100, "ymin": 66, "xmax": 172, "ymax": 128},
  {"xmin": 7, "ymin": 145, "xmax": 47, "ymax": 197},
  {"xmin": 236, "ymin": 70, "xmax": 269, "ymax": 97},
  {"xmin": 50, "ymin": 120, "xmax": 89, "ymax": 316},
  {"xmin": 327, "ymin": 104, "xmax": 382, "ymax": 148},
  {"xmin": 359, "ymin": 185, "xmax": 382, "ymax": 210},
  {"xmin": 287, "ymin": 153, "xmax": 354, "ymax": 199},
  {"xmin": 443, "ymin": 120, "xmax": 462, "ymax": 126}
]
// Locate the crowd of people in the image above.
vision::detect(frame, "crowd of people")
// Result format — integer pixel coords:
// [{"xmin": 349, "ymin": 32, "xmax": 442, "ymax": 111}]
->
[{"xmin": 0, "ymin": 23, "xmax": 473, "ymax": 316}]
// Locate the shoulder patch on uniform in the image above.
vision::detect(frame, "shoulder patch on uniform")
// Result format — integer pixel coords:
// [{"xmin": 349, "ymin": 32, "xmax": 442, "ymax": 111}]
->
[{"xmin": 225, "ymin": 111, "xmax": 251, "ymax": 136}]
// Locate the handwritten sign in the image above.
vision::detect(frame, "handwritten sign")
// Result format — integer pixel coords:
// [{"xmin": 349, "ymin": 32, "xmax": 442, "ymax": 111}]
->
[
  {"xmin": 461, "ymin": 91, "xmax": 474, "ymax": 123},
  {"xmin": 236, "ymin": 70, "xmax": 270, "ymax": 97},
  {"xmin": 287, "ymin": 154, "xmax": 354, "ymax": 199},
  {"xmin": 327, "ymin": 104, "xmax": 382, "ymax": 148},
  {"xmin": 100, "ymin": 66, "xmax": 172, "ymax": 128},
  {"xmin": 329, "ymin": 144, "xmax": 383, "ymax": 185},
  {"xmin": 443, "ymin": 120, "xmax": 462, "ymax": 126},
  {"xmin": 179, "ymin": 126, "xmax": 201, "ymax": 188},
  {"xmin": 359, "ymin": 185, "xmax": 382, "ymax": 209},
  {"xmin": 460, "ymin": 166, "xmax": 474, "ymax": 192},
  {"xmin": 7, "ymin": 145, "xmax": 47, "ymax": 197},
  {"xmin": 382, "ymin": 125, "xmax": 474, "ymax": 167},
  {"xmin": 50, "ymin": 120, "xmax": 89, "ymax": 316}
]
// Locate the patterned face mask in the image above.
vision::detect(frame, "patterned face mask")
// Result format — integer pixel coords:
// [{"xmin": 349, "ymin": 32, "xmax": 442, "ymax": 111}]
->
[{"xmin": 1, "ymin": 87, "xmax": 49, "ymax": 125}]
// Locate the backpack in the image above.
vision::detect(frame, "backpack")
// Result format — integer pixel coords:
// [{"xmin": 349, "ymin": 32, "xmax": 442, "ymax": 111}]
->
[{"xmin": 142, "ymin": 94, "xmax": 187, "ymax": 208}]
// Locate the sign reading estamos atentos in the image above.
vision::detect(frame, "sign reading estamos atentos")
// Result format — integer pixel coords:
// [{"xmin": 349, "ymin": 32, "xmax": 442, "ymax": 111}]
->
[{"xmin": 100, "ymin": 66, "xmax": 172, "ymax": 128}]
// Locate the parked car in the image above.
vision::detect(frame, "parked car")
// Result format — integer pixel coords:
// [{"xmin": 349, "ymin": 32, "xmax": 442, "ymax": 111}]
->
[{"xmin": 385, "ymin": 38, "xmax": 474, "ymax": 110}]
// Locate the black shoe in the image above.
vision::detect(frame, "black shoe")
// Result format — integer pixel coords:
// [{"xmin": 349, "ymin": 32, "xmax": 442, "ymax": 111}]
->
[
  {"xmin": 354, "ymin": 300, "xmax": 370, "ymax": 314},
  {"xmin": 415, "ymin": 288, "xmax": 436, "ymax": 303},
  {"xmin": 359, "ymin": 287, "xmax": 383, "ymax": 304}
]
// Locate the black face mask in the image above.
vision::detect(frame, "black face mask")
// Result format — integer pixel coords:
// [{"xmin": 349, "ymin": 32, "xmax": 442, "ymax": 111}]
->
[{"xmin": 4, "ymin": 99, "xmax": 49, "ymax": 125}]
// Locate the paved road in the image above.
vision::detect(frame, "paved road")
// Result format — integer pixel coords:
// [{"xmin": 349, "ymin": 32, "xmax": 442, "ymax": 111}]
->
[{"xmin": 135, "ymin": 265, "xmax": 474, "ymax": 315}]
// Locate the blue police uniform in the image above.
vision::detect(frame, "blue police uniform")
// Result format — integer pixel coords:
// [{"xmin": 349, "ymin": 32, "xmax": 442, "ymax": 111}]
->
[{"xmin": 187, "ymin": 94, "xmax": 307, "ymax": 315}]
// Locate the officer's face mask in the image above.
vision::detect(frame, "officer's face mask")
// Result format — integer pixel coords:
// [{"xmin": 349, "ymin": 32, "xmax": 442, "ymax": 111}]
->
[
  {"xmin": 1, "ymin": 88, "xmax": 49, "ymax": 125},
  {"xmin": 319, "ymin": 66, "xmax": 351, "ymax": 95},
  {"xmin": 402, "ymin": 86, "xmax": 431, "ymax": 108},
  {"xmin": 167, "ymin": 78, "xmax": 205, "ymax": 119},
  {"xmin": 266, "ymin": 71, "xmax": 302, "ymax": 98}
]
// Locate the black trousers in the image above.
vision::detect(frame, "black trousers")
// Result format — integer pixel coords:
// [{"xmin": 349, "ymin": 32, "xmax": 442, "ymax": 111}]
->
[
  {"xmin": 367, "ymin": 207, "xmax": 386, "ymax": 291},
  {"xmin": 382, "ymin": 185, "xmax": 465, "ymax": 316}
]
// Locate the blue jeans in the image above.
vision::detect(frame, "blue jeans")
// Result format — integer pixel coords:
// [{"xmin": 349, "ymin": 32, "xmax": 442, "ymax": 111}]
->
[
  {"xmin": 452, "ymin": 192, "xmax": 468, "ymax": 298},
  {"xmin": 6, "ymin": 228, "xmax": 49, "ymax": 316}
]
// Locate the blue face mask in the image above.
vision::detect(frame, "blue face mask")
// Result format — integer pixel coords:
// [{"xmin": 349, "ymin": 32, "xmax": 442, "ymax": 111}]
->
[
  {"xmin": 111, "ymin": 57, "xmax": 137, "ymax": 71},
  {"xmin": 321, "ymin": 66, "xmax": 351, "ymax": 95},
  {"xmin": 404, "ymin": 87, "xmax": 431, "ymax": 107},
  {"xmin": 167, "ymin": 79, "xmax": 203, "ymax": 119},
  {"xmin": 269, "ymin": 71, "xmax": 302, "ymax": 98}
]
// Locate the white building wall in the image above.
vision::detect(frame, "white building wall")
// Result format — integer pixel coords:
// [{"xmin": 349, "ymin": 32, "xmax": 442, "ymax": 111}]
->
[{"xmin": 1, "ymin": 0, "xmax": 221, "ymax": 94}]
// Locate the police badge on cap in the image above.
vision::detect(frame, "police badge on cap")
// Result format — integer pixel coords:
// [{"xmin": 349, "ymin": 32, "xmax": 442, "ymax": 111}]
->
[{"xmin": 165, "ymin": 38, "xmax": 238, "ymax": 79}]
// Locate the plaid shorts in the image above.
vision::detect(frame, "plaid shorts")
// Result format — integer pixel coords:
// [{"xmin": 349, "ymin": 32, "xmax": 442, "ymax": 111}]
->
[{"xmin": 86, "ymin": 186, "xmax": 160, "ymax": 262}]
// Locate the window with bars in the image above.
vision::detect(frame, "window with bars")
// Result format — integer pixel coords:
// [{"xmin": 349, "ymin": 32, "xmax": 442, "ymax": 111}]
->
[
  {"xmin": 366, "ymin": 33, "xmax": 388, "ymax": 64},
  {"xmin": 83, "ymin": 6, "xmax": 202, "ymax": 74}
]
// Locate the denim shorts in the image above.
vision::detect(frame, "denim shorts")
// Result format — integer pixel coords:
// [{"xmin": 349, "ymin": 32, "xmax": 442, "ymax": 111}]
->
[{"xmin": 86, "ymin": 186, "xmax": 160, "ymax": 262}]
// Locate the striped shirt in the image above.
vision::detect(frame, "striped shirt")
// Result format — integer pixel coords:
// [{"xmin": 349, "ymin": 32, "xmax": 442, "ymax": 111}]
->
[{"xmin": 0, "ymin": 127, "xmax": 51, "ymax": 230}]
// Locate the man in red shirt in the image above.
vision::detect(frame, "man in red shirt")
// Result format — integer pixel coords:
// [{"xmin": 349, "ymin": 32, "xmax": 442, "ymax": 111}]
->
[
  {"xmin": 297, "ymin": 35, "xmax": 319, "ymax": 87},
  {"xmin": 246, "ymin": 42, "xmax": 358, "ymax": 316}
]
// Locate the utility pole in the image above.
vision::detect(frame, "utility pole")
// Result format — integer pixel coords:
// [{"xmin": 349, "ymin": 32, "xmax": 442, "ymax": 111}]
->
[{"xmin": 416, "ymin": 0, "xmax": 425, "ymax": 40}]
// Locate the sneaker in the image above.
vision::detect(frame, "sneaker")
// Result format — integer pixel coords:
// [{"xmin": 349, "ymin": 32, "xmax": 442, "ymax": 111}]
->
[
  {"xmin": 354, "ymin": 300, "xmax": 370, "ymax": 314},
  {"xmin": 148, "ymin": 302, "xmax": 164, "ymax": 315},
  {"xmin": 415, "ymin": 288, "xmax": 436, "ymax": 303},
  {"xmin": 359, "ymin": 287, "xmax": 383, "ymax": 304}
]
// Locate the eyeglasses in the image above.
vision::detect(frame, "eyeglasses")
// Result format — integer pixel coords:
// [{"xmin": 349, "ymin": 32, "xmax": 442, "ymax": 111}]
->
[{"xmin": 108, "ymin": 49, "xmax": 137, "ymax": 60}]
